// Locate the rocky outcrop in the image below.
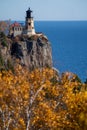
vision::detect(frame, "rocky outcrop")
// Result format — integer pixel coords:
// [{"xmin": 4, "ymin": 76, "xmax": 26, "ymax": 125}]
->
[{"xmin": 0, "ymin": 33, "xmax": 52, "ymax": 70}]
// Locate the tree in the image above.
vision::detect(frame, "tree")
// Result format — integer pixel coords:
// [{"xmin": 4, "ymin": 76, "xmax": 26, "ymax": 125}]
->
[
  {"xmin": 0, "ymin": 66, "xmax": 87, "ymax": 130},
  {"xmin": 0, "ymin": 21, "xmax": 8, "ymax": 33}
]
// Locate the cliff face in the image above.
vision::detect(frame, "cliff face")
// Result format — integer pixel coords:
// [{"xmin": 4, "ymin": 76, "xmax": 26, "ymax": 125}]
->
[{"xmin": 0, "ymin": 33, "xmax": 52, "ymax": 70}]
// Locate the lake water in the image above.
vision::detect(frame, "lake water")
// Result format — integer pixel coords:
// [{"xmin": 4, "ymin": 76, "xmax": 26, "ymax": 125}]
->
[{"xmin": 35, "ymin": 21, "xmax": 87, "ymax": 82}]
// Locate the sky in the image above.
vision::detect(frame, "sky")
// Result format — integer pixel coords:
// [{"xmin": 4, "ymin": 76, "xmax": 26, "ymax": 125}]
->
[{"xmin": 0, "ymin": 0, "xmax": 87, "ymax": 21}]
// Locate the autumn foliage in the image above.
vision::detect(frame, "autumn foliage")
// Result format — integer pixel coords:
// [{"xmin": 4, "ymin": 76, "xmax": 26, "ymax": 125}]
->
[{"xmin": 0, "ymin": 65, "xmax": 87, "ymax": 130}]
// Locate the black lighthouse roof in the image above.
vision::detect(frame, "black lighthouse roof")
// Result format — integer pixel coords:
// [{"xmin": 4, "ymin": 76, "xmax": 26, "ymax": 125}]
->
[{"xmin": 26, "ymin": 8, "xmax": 33, "ymax": 18}]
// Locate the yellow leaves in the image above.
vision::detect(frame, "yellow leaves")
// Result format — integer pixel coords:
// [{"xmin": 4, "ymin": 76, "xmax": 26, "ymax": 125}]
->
[
  {"xmin": 79, "ymin": 112, "xmax": 85, "ymax": 122},
  {"xmin": 12, "ymin": 89, "xmax": 18, "ymax": 96},
  {"xmin": 1, "ymin": 104, "xmax": 6, "ymax": 110},
  {"xmin": 0, "ymin": 66, "xmax": 87, "ymax": 130},
  {"xmin": 84, "ymin": 91, "xmax": 87, "ymax": 98},
  {"xmin": 70, "ymin": 105, "xmax": 74, "ymax": 109},
  {"xmin": 24, "ymin": 94, "xmax": 29, "ymax": 100},
  {"xmin": 33, "ymin": 101, "xmax": 57, "ymax": 129},
  {"xmin": 79, "ymin": 112, "xmax": 87, "ymax": 127},
  {"xmin": 13, "ymin": 128, "xmax": 20, "ymax": 130},
  {"xmin": 0, "ymin": 92, "xmax": 2, "ymax": 98},
  {"xmin": 19, "ymin": 118, "xmax": 25, "ymax": 127}
]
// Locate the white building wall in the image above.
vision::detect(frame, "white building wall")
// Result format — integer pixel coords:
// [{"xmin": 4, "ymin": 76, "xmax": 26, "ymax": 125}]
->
[
  {"xmin": 26, "ymin": 18, "xmax": 35, "ymax": 36},
  {"xmin": 14, "ymin": 31, "xmax": 22, "ymax": 37}
]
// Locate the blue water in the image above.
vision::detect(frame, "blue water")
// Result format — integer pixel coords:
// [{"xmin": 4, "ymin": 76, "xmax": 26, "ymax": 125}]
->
[{"xmin": 35, "ymin": 21, "xmax": 87, "ymax": 82}]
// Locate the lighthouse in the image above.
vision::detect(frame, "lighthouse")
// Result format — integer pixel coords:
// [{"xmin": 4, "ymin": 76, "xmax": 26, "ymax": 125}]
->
[
  {"xmin": 25, "ymin": 8, "xmax": 35, "ymax": 36},
  {"xmin": 9, "ymin": 8, "xmax": 36, "ymax": 37}
]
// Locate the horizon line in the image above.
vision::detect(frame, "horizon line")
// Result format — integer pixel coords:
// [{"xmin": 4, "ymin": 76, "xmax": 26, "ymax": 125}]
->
[{"xmin": 1, "ymin": 19, "xmax": 87, "ymax": 22}]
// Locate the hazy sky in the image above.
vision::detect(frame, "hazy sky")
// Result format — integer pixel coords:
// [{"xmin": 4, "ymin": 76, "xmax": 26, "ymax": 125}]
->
[{"xmin": 0, "ymin": 0, "xmax": 87, "ymax": 21}]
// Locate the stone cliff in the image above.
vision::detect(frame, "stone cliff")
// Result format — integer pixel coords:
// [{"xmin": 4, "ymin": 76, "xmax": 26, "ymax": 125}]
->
[{"xmin": 0, "ymin": 33, "xmax": 52, "ymax": 70}]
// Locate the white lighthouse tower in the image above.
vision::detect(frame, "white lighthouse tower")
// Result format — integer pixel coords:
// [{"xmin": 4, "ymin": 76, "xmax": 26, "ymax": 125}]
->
[{"xmin": 25, "ymin": 8, "xmax": 35, "ymax": 36}]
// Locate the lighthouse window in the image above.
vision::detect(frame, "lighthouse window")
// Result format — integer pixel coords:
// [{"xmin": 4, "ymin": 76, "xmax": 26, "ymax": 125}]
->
[{"xmin": 28, "ymin": 23, "xmax": 31, "ymax": 26}]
